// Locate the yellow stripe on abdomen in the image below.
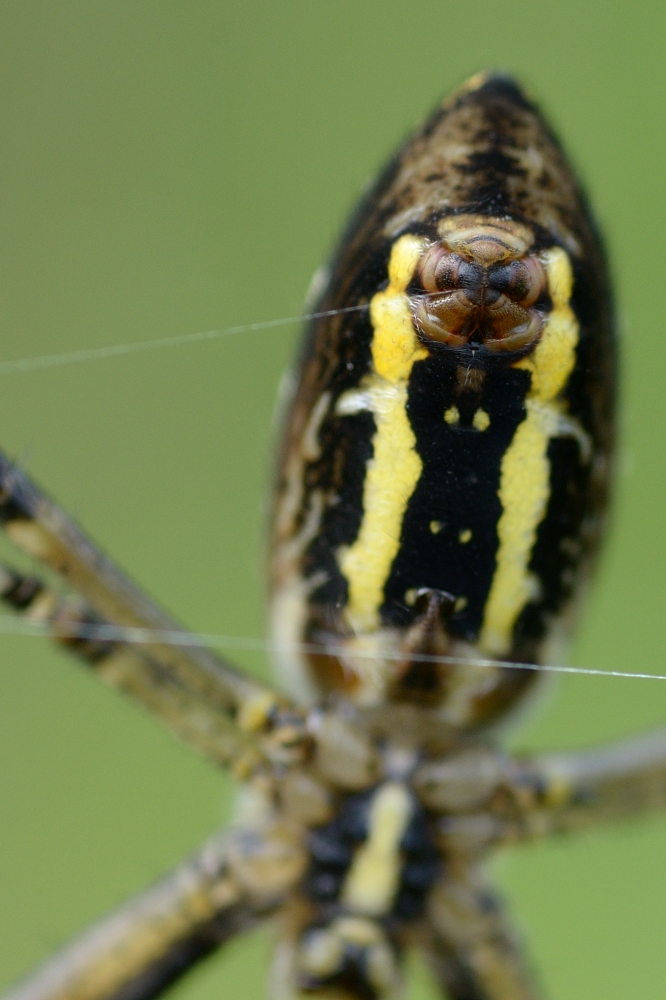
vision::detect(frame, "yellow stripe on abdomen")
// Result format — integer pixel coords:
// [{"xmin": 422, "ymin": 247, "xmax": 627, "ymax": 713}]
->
[
  {"xmin": 337, "ymin": 234, "xmax": 428, "ymax": 635},
  {"xmin": 479, "ymin": 246, "xmax": 579, "ymax": 657}
]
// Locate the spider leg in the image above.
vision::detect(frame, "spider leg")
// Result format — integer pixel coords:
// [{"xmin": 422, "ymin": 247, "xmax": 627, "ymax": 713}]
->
[
  {"xmin": 0, "ymin": 565, "xmax": 269, "ymax": 776},
  {"xmin": 421, "ymin": 863, "xmax": 543, "ymax": 1000},
  {"xmin": 0, "ymin": 452, "xmax": 309, "ymax": 770},
  {"xmin": 516, "ymin": 726, "xmax": 666, "ymax": 839},
  {"xmin": 0, "ymin": 823, "xmax": 306, "ymax": 1000},
  {"xmin": 0, "ymin": 559, "xmax": 383, "ymax": 794},
  {"xmin": 415, "ymin": 729, "xmax": 666, "ymax": 852}
]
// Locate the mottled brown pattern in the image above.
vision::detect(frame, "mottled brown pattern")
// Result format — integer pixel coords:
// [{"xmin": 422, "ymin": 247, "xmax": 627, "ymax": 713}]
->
[{"xmin": 379, "ymin": 80, "xmax": 589, "ymax": 250}]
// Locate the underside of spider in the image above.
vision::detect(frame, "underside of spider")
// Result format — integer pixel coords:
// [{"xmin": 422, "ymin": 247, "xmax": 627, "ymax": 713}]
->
[{"xmin": 1, "ymin": 73, "xmax": 659, "ymax": 1000}]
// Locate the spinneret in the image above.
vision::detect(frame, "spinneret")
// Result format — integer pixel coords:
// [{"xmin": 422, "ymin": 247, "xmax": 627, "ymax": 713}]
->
[{"xmin": 411, "ymin": 220, "xmax": 548, "ymax": 352}]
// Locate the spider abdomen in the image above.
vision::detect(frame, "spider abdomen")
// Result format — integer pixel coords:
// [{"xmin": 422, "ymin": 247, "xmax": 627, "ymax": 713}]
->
[{"xmin": 270, "ymin": 73, "xmax": 615, "ymax": 730}]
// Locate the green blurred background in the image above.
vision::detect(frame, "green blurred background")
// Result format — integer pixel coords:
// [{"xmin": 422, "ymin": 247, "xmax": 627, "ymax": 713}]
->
[{"xmin": 0, "ymin": 3, "xmax": 665, "ymax": 998}]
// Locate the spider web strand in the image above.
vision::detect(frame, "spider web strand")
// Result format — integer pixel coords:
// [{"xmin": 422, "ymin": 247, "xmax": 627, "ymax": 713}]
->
[
  {"xmin": 0, "ymin": 305, "xmax": 369, "ymax": 377},
  {"xmin": 0, "ymin": 615, "xmax": 662, "ymax": 682}
]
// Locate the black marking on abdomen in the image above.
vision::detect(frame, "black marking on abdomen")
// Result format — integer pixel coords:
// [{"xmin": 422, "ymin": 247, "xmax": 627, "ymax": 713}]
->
[
  {"xmin": 305, "ymin": 787, "xmax": 440, "ymax": 923},
  {"xmin": 304, "ymin": 408, "xmax": 375, "ymax": 612},
  {"xmin": 383, "ymin": 358, "xmax": 530, "ymax": 642}
]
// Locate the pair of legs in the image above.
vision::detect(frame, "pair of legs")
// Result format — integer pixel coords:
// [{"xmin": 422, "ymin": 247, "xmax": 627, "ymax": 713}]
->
[{"xmin": 1, "ymin": 451, "xmax": 665, "ymax": 1000}]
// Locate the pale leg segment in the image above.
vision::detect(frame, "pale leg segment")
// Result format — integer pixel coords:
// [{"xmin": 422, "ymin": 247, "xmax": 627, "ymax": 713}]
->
[
  {"xmin": 522, "ymin": 725, "xmax": 666, "ymax": 838},
  {"xmin": 0, "ymin": 565, "xmax": 271, "ymax": 776},
  {"xmin": 415, "ymin": 729, "xmax": 666, "ymax": 852},
  {"xmin": 0, "ymin": 824, "xmax": 306, "ymax": 1000},
  {"xmin": 0, "ymin": 453, "xmax": 309, "ymax": 770},
  {"xmin": 422, "ymin": 865, "xmax": 542, "ymax": 1000}
]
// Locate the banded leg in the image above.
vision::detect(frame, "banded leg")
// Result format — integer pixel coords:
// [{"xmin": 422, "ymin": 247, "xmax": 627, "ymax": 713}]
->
[
  {"xmin": 519, "ymin": 726, "xmax": 666, "ymax": 838},
  {"xmin": 1, "ymin": 823, "xmax": 306, "ymax": 1000},
  {"xmin": 0, "ymin": 566, "xmax": 269, "ymax": 775},
  {"xmin": 0, "ymin": 453, "xmax": 309, "ymax": 768},
  {"xmin": 268, "ymin": 903, "xmax": 406, "ymax": 1000},
  {"xmin": 422, "ymin": 865, "xmax": 542, "ymax": 1000},
  {"xmin": 0, "ymin": 565, "xmax": 382, "ymax": 795},
  {"xmin": 414, "ymin": 729, "xmax": 666, "ymax": 853}
]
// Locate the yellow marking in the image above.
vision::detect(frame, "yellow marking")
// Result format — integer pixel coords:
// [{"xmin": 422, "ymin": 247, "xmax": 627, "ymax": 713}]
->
[
  {"xmin": 299, "ymin": 928, "xmax": 344, "ymax": 977},
  {"xmin": 473, "ymin": 408, "xmax": 490, "ymax": 431},
  {"xmin": 480, "ymin": 247, "xmax": 579, "ymax": 656},
  {"xmin": 405, "ymin": 588, "xmax": 417, "ymax": 605},
  {"xmin": 458, "ymin": 528, "xmax": 472, "ymax": 544},
  {"xmin": 23, "ymin": 589, "xmax": 58, "ymax": 622},
  {"xmin": 430, "ymin": 520, "xmax": 443, "ymax": 534},
  {"xmin": 5, "ymin": 520, "xmax": 55, "ymax": 561},
  {"xmin": 338, "ymin": 234, "xmax": 428, "ymax": 634},
  {"xmin": 236, "ymin": 691, "xmax": 277, "ymax": 733},
  {"xmin": 541, "ymin": 765, "xmax": 573, "ymax": 809},
  {"xmin": 444, "ymin": 405, "xmax": 460, "ymax": 425},
  {"xmin": 342, "ymin": 782, "xmax": 412, "ymax": 916},
  {"xmin": 334, "ymin": 916, "xmax": 384, "ymax": 947},
  {"xmin": 454, "ymin": 596, "xmax": 468, "ymax": 612}
]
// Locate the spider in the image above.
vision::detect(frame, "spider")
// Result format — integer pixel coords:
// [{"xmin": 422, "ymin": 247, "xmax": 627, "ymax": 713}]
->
[{"xmin": 2, "ymin": 71, "xmax": 666, "ymax": 1000}]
